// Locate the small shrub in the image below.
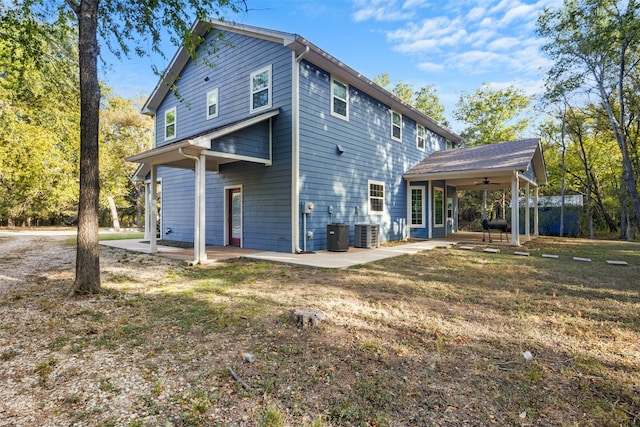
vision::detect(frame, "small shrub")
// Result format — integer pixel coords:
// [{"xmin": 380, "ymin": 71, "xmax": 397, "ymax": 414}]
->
[
  {"xmin": 1, "ymin": 349, "xmax": 19, "ymax": 361},
  {"xmin": 259, "ymin": 405, "xmax": 286, "ymax": 427}
]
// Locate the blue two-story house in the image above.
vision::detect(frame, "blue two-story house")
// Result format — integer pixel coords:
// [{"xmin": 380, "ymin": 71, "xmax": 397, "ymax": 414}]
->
[{"xmin": 127, "ymin": 19, "xmax": 546, "ymax": 263}]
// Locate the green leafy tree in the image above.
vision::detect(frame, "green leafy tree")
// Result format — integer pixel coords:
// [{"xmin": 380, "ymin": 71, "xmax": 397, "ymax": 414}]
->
[
  {"xmin": 374, "ymin": 73, "xmax": 448, "ymax": 125},
  {"xmin": 537, "ymin": 0, "xmax": 640, "ymax": 232},
  {"xmin": 415, "ymin": 84, "xmax": 447, "ymax": 126},
  {"xmin": 453, "ymin": 85, "xmax": 532, "ymax": 146},
  {"xmin": 452, "ymin": 84, "xmax": 532, "ymax": 226},
  {"xmin": 99, "ymin": 93, "xmax": 153, "ymax": 229},
  {"xmin": 0, "ymin": 15, "xmax": 79, "ymax": 226},
  {"xmin": 2, "ymin": 0, "xmax": 245, "ymax": 294}
]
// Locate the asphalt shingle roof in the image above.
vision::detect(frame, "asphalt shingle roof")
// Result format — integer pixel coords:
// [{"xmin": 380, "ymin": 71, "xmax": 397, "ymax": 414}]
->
[{"xmin": 404, "ymin": 138, "xmax": 542, "ymax": 177}]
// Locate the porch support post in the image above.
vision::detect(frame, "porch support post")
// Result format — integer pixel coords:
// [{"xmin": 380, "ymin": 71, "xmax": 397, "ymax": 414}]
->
[
  {"xmin": 511, "ymin": 171, "xmax": 520, "ymax": 246},
  {"xmin": 144, "ymin": 182, "xmax": 151, "ymax": 240},
  {"xmin": 149, "ymin": 165, "xmax": 158, "ymax": 254},
  {"xmin": 525, "ymin": 181, "xmax": 531, "ymax": 241},
  {"xmin": 192, "ymin": 166, "xmax": 200, "ymax": 264},
  {"xmin": 197, "ymin": 153, "xmax": 207, "ymax": 263},
  {"xmin": 190, "ymin": 154, "xmax": 208, "ymax": 265},
  {"xmin": 534, "ymin": 186, "xmax": 539, "ymax": 236},
  {"xmin": 482, "ymin": 190, "xmax": 487, "ymax": 220}
]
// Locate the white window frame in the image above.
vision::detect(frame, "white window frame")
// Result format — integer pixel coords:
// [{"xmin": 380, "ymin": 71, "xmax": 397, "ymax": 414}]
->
[
  {"xmin": 409, "ymin": 186, "xmax": 426, "ymax": 228},
  {"xmin": 331, "ymin": 78, "xmax": 349, "ymax": 120},
  {"xmin": 164, "ymin": 106, "xmax": 176, "ymax": 141},
  {"xmin": 368, "ymin": 180, "xmax": 385, "ymax": 214},
  {"xmin": 434, "ymin": 186, "xmax": 445, "ymax": 228},
  {"xmin": 391, "ymin": 110, "xmax": 402, "ymax": 142},
  {"xmin": 250, "ymin": 65, "xmax": 272, "ymax": 114},
  {"xmin": 206, "ymin": 88, "xmax": 219, "ymax": 120},
  {"xmin": 416, "ymin": 124, "xmax": 426, "ymax": 151}
]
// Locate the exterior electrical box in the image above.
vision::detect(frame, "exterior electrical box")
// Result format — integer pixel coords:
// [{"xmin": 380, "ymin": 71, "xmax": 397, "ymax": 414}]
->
[{"xmin": 302, "ymin": 201, "xmax": 315, "ymax": 214}]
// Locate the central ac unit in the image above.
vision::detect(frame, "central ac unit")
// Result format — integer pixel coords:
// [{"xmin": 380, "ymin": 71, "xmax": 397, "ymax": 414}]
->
[{"xmin": 354, "ymin": 224, "xmax": 380, "ymax": 248}]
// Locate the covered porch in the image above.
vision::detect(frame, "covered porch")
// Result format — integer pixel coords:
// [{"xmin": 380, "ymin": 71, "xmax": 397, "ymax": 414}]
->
[
  {"xmin": 126, "ymin": 109, "xmax": 279, "ymax": 264},
  {"xmin": 404, "ymin": 139, "xmax": 547, "ymax": 246}
]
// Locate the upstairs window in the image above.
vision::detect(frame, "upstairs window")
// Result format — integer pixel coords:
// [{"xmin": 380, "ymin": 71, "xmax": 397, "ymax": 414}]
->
[
  {"xmin": 206, "ymin": 88, "xmax": 219, "ymax": 120},
  {"xmin": 369, "ymin": 180, "xmax": 385, "ymax": 213},
  {"xmin": 331, "ymin": 78, "xmax": 348, "ymax": 120},
  {"xmin": 250, "ymin": 65, "xmax": 272, "ymax": 113},
  {"xmin": 391, "ymin": 111, "xmax": 402, "ymax": 141},
  {"xmin": 416, "ymin": 124, "xmax": 426, "ymax": 151},
  {"xmin": 164, "ymin": 107, "xmax": 176, "ymax": 140}
]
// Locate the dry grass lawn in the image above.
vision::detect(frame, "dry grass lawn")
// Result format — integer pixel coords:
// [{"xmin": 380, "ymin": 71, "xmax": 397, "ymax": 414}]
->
[{"xmin": 1, "ymin": 233, "xmax": 639, "ymax": 426}]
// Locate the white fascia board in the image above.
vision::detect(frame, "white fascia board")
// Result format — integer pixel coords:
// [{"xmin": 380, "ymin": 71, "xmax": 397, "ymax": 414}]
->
[
  {"xmin": 126, "ymin": 140, "xmax": 195, "ymax": 163},
  {"xmin": 404, "ymin": 167, "xmax": 518, "ymax": 182},
  {"xmin": 204, "ymin": 151, "xmax": 271, "ymax": 166}
]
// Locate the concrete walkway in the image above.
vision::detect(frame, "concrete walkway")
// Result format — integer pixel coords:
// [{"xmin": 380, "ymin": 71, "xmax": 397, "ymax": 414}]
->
[{"xmin": 99, "ymin": 239, "xmax": 458, "ymax": 269}]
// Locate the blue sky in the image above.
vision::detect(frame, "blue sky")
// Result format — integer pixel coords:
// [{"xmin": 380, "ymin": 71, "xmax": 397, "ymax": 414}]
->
[{"xmin": 102, "ymin": 0, "xmax": 559, "ymax": 131}]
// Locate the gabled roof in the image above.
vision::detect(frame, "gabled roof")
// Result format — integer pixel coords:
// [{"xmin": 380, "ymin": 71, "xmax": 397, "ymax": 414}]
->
[
  {"xmin": 142, "ymin": 19, "xmax": 462, "ymax": 145},
  {"xmin": 404, "ymin": 138, "xmax": 547, "ymax": 189}
]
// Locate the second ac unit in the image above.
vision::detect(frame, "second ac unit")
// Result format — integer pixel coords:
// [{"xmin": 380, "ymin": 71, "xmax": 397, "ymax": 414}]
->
[{"xmin": 354, "ymin": 224, "xmax": 380, "ymax": 248}]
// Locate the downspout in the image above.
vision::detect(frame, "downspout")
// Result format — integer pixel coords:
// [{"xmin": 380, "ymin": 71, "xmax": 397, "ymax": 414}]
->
[
  {"xmin": 179, "ymin": 147, "xmax": 202, "ymax": 265},
  {"xmin": 292, "ymin": 45, "xmax": 310, "ymax": 253},
  {"xmin": 149, "ymin": 165, "xmax": 158, "ymax": 254}
]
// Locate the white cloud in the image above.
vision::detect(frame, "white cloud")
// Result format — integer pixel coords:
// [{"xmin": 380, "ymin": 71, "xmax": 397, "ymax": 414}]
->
[
  {"xmin": 417, "ymin": 61, "xmax": 445, "ymax": 72},
  {"xmin": 401, "ymin": 0, "xmax": 430, "ymax": 9},
  {"xmin": 499, "ymin": 3, "xmax": 537, "ymax": 26},
  {"xmin": 352, "ymin": 0, "xmax": 415, "ymax": 22},
  {"xmin": 387, "ymin": 16, "xmax": 459, "ymax": 41},
  {"xmin": 387, "ymin": 16, "xmax": 468, "ymax": 53},
  {"xmin": 469, "ymin": 29, "xmax": 497, "ymax": 48},
  {"xmin": 466, "ymin": 6, "xmax": 487, "ymax": 21},
  {"xmin": 448, "ymin": 50, "xmax": 509, "ymax": 74},
  {"xmin": 392, "ymin": 29, "xmax": 468, "ymax": 53},
  {"xmin": 487, "ymin": 36, "xmax": 521, "ymax": 51}
]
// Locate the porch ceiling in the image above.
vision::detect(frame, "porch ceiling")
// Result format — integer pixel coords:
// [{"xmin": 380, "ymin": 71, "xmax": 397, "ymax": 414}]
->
[{"xmin": 438, "ymin": 172, "xmax": 519, "ymax": 190}]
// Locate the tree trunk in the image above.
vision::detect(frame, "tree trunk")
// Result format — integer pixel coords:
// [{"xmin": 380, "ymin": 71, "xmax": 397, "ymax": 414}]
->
[
  {"xmin": 72, "ymin": 0, "xmax": 101, "ymax": 295},
  {"xmin": 560, "ymin": 113, "xmax": 566, "ymax": 237},
  {"xmin": 107, "ymin": 195, "xmax": 121, "ymax": 231},
  {"xmin": 619, "ymin": 178, "xmax": 627, "ymax": 240},
  {"xmin": 589, "ymin": 170, "xmax": 617, "ymax": 233},
  {"xmin": 135, "ymin": 183, "xmax": 143, "ymax": 229},
  {"xmin": 597, "ymin": 69, "xmax": 640, "ymax": 233}
]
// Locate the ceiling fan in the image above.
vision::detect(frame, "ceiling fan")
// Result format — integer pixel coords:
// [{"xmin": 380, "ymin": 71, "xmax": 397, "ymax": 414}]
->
[{"xmin": 475, "ymin": 177, "xmax": 500, "ymax": 186}]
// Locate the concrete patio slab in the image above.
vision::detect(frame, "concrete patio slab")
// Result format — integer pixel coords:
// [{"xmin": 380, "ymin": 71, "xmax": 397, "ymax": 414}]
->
[{"xmin": 99, "ymin": 238, "xmax": 457, "ymax": 269}]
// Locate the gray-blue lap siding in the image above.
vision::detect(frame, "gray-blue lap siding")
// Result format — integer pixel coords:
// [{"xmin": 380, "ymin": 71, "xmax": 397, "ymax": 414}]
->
[
  {"xmin": 297, "ymin": 60, "xmax": 444, "ymax": 251},
  {"xmin": 155, "ymin": 30, "xmax": 294, "ymax": 251}
]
